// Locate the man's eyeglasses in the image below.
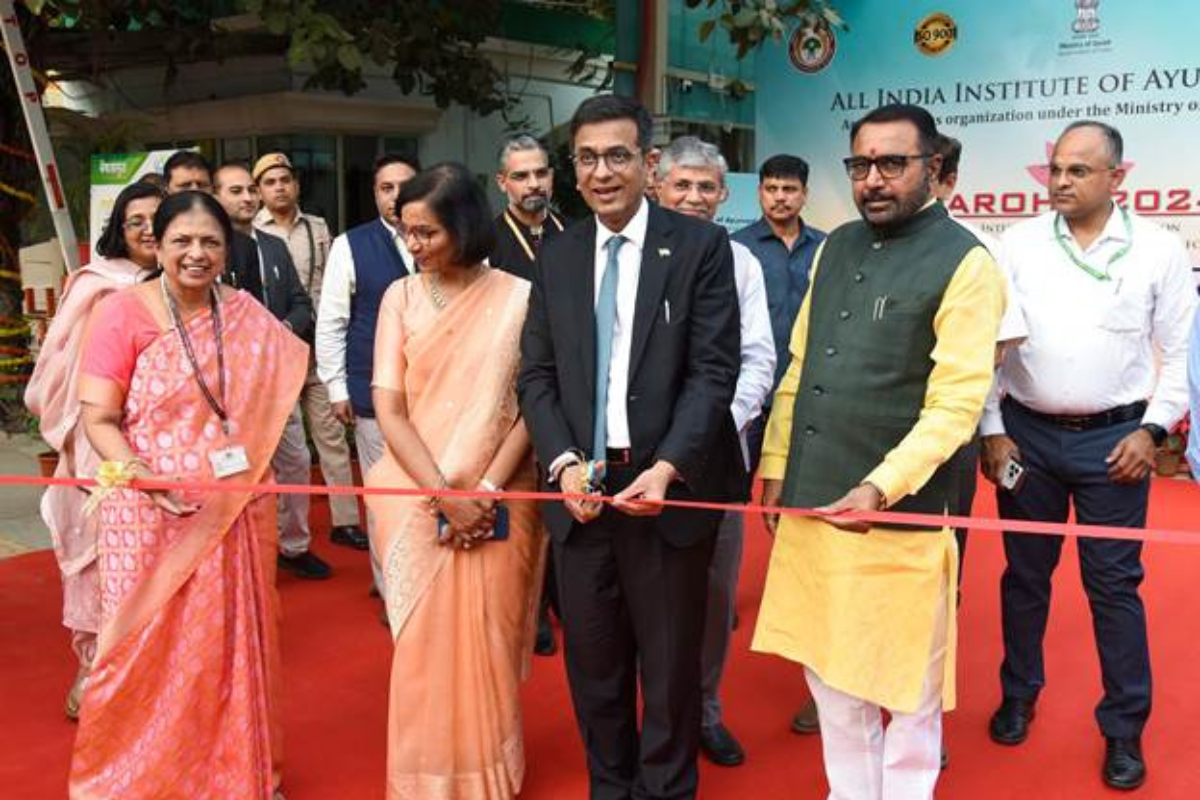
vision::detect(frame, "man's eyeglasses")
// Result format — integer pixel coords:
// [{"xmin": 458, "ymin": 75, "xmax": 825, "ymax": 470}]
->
[
  {"xmin": 572, "ymin": 148, "xmax": 640, "ymax": 171},
  {"xmin": 1048, "ymin": 164, "xmax": 1115, "ymax": 181},
  {"xmin": 667, "ymin": 179, "xmax": 722, "ymax": 197},
  {"xmin": 399, "ymin": 225, "xmax": 441, "ymax": 247},
  {"xmin": 842, "ymin": 154, "xmax": 931, "ymax": 181}
]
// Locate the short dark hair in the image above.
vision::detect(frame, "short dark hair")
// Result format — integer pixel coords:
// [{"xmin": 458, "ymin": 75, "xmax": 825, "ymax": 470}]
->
[
  {"xmin": 850, "ymin": 104, "xmax": 939, "ymax": 154},
  {"xmin": 396, "ymin": 162, "xmax": 496, "ymax": 266},
  {"xmin": 213, "ymin": 162, "xmax": 253, "ymax": 191},
  {"xmin": 569, "ymin": 94, "xmax": 654, "ymax": 153},
  {"xmin": 932, "ymin": 134, "xmax": 962, "ymax": 182},
  {"xmin": 163, "ymin": 150, "xmax": 214, "ymax": 184},
  {"xmin": 95, "ymin": 182, "xmax": 166, "ymax": 260},
  {"xmin": 152, "ymin": 190, "xmax": 234, "ymax": 251},
  {"xmin": 1060, "ymin": 120, "xmax": 1124, "ymax": 166},
  {"xmin": 759, "ymin": 154, "xmax": 810, "ymax": 186},
  {"xmin": 374, "ymin": 154, "xmax": 421, "ymax": 182}
]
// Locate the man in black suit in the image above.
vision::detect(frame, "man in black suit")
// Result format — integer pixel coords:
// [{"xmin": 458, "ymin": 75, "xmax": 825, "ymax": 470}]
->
[
  {"xmin": 214, "ymin": 163, "xmax": 334, "ymax": 582},
  {"xmin": 518, "ymin": 94, "xmax": 741, "ymax": 800}
]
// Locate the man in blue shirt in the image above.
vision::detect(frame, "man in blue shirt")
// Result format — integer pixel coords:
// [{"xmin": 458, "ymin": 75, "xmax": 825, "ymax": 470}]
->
[
  {"xmin": 732, "ymin": 154, "xmax": 826, "ymax": 736},
  {"xmin": 733, "ymin": 154, "xmax": 827, "ymax": 391}
]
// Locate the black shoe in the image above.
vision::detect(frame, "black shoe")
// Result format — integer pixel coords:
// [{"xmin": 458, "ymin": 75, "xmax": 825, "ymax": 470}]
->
[
  {"xmin": 277, "ymin": 551, "xmax": 333, "ymax": 580},
  {"xmin": 988, "ymin": 697, "xmax": 1036, "ymax": 745},
  {"xmin": 1103, "ymin": 737, "xmax": 1146, "ymax": 790},
  {"xmin": 700, "ymin": 723, "xmax": 745, "ymax": 767},
  {"xmin": 330, "ymin": 525, "xmax": 369, "ymax": 551},
  {"xmin": 790, "ymin": 698, "xmax": 820, "ymax": 735},
  {"xmin": 534, "ymin": 611, "xmax": 557, "ymax": 656}
]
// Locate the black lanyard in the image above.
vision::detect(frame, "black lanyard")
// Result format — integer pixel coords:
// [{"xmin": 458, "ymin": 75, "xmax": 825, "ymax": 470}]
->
[{"xmin": 160, "ymin": 277, "xmax": 230, "ymax": 436}]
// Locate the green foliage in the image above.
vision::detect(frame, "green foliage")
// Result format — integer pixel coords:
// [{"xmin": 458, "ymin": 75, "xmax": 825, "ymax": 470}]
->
[{"xmin": 684, "ymin": 0, "xmax": 846, "ymax": 59}]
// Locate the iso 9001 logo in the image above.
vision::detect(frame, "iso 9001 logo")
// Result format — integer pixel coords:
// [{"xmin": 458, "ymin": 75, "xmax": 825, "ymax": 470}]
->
[{"xmin": 914, "ymin": 12, "xmax": 957, "ymax": 57}]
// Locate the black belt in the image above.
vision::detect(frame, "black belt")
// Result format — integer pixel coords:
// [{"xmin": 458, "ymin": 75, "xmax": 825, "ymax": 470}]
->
[
  {"xmin": 605, "ymin": 448, "xmax": 633, "ymax": 466},
  {"xmin": 1007, "ymin": 398, "xmax": 1146, "ymax": 432}
]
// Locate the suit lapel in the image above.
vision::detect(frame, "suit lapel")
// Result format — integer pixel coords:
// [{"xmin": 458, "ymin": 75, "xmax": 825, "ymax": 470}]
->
[
  {"xmin": 572, "ymin": 217, "xmax": 599, "ymax": 399},
  {"xmin": 628, "ymin": 204, "xmax": 674, "ymax": 379}
]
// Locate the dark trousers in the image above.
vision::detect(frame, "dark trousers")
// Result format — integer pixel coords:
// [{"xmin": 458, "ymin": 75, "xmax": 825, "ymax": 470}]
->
[
  {"xmin": 554, "ymin": 465, "xmax": 716, "ymax": 800},
  {"xmin": 954, "ymin": 432, "xmax": 981, "ymax": 591},
  {"xmin": 997, "ymin": 399, "xmax": 1152, "ymax": 739}
]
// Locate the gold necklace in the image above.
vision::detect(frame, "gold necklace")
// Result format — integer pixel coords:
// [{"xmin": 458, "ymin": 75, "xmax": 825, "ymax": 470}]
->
[{"xmin": 425, "ymin": 266, "xmax": 484, "ymax": 312}]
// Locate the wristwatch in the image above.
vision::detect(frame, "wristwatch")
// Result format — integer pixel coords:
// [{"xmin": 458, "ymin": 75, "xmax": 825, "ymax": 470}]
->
[{"xmin": 1139, "ymin": 423, "xmax": 1167, "ymax": 446}]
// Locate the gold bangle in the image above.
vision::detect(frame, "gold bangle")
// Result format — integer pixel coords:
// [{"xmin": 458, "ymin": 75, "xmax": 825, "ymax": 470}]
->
[
  {"xmin": 428, "ymin": 474, "xmax": 449, "ymax": 513},
  {"xmin": 478, "ymin": 478, "xmax": 501, "ymax": 493}
]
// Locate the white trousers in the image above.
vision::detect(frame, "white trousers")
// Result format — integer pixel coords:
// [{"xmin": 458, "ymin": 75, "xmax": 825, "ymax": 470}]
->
[
  {"xmin": 353, "ymin": 415, "xmax": 386, "ymax": 593},
  {"xmin": 273, "ymin": 405, "xmax": 312, "ymax": 557},
  {"xmin": 805, "ymin": 578, "xmax": 949, "ymax": 800}
]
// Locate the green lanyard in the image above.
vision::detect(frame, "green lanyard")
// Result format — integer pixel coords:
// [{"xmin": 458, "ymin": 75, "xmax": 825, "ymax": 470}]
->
[{"xmin": 1053, "ymin": 205, "xmax": 1132, "ymax": 282}]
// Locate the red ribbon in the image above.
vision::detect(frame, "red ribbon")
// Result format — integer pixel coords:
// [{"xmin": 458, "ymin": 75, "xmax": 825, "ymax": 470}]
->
[{"xmin": 4, "ymin": 472, "xmax": 1197, "ymax": 546}]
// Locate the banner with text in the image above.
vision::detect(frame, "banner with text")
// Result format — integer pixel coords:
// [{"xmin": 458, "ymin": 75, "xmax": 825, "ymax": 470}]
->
[{"xmin": 755, "ymin": 2, "xmax": 1200, "ymax": 278}]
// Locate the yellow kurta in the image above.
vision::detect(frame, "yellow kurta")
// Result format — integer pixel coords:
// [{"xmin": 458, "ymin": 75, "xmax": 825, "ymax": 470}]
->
[{"xmin": 752, "ymin": 243, "xmax": 1006, "ymax": 713}]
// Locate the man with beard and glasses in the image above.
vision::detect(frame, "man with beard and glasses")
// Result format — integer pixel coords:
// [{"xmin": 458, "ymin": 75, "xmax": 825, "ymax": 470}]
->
[
  {"xmin": 491, "ymin": 135, "xmax": 566, "ymax": 282},
  {"xmin": 731, "ymin": 156, "xmax": 827, "ymax": 736},
  {"xmin": 754, "ymin": 104, "xmax": 1006, "ymax": 800}
]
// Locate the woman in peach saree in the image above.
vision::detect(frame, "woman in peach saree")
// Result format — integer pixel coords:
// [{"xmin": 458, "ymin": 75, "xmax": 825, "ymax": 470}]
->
[
  {"xmin": 24, "ymin": 182, "xmax": 164, "ymax": 718},
  {"xmin": 69, "ymin": 192, "xmax": 307, "ymax": 800},
  {"xmin": 367, "ymin": 163, "xmax": 546, "ymax": 800}
]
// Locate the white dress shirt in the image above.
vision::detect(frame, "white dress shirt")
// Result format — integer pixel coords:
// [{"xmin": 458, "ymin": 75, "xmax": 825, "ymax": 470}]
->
[
  {"xmin": 594, "ymin": 199, "xmax": 649, "ymax": 449},
  {"xmin": 1187, "ymin": 306, "xmax": 1200, "ymax": 476},
  {"xmin": 949, "ymin": 214, "xmax": 1028, "ymax": 344},
  {"xmin": 315, "ymin": 218, "xmax": 414, "ymax": 405},
  {"xmin": 729, "ymin": 240, "xmax": 776, "ymax": 468},
  {"xmin": 981, "ymin": 206, "xmax": 1197, "ymax": 435}
]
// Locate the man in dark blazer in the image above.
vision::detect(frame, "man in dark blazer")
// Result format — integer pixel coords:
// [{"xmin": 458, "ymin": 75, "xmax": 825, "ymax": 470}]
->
[{"xmin": 518, "ymin": 94, "xmax": 741, "ymax": 800}]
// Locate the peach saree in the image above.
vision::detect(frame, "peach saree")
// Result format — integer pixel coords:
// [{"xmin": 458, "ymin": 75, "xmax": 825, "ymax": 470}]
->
[
  {"xmin": 24, "ymin": 257, "xmax": 150, "ymax": 660},
  {"xmin": 68, "ymin": 288, "xmax": 306, "ymax": 800},
  {"xmin": 367, "ymin": 268, "xmax": 546, "ymax": 800}
]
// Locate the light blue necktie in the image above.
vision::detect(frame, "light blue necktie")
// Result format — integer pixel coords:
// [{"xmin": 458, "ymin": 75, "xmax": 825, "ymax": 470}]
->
[{"xmin": 593, "ymin": 234, "xmax": 625, "ymax": 460}]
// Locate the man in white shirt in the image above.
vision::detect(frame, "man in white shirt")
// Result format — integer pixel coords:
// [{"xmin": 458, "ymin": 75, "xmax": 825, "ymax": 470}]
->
[
  {"xmin": 981, "ymin": 121, "xmax": 1197, "ymax": 791},
  {"xmin": 252, "ymin": 153, "xmax": 368, "ymax": 566},
  {"xmin": 655, "ymin": 135, "xmax": 775, "ymax": 768},
  {"xmin": 316, "ymin": 155, "xmax": 419, "ymax": 597},
  {"xmin": 1188, "ymin": 306, "xmax": 1200, "ymax": 478}
]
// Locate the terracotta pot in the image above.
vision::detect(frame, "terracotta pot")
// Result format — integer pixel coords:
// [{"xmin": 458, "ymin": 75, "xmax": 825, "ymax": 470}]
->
[{"xmin": 37, "ymin": 450, "xmax": 59, "ymax": 478}]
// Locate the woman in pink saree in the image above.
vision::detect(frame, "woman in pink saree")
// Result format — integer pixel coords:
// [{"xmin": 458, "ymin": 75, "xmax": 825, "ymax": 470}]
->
[
  {"xmin": 69, "ymin": 192, "xmax": 306, "ymax": 800},
  {"xmin": 367, "ymin": 163, "xmax": 546, "ymax": 800},
  {"xmin": 24, "ymin": 182, "xmax": 164, "ymax": 718}
]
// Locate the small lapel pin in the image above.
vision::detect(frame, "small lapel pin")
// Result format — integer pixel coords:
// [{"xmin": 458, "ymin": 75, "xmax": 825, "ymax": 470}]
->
[{"xmin": 658, "ymin": 247, "xmax": 671, "ymax": 258}]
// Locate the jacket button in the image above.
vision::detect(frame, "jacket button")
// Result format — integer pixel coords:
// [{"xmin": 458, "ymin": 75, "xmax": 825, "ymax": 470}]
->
[
  {"xmin": 854, "ymin": 272, "xmax": 865, "ymax": 282},
  {"xmin": 804, "ymin": 425, "xmax": 817, "ymax": 436},
  {"xmin": 871, "ymin": 241, "xmax": 883, "ymax": 250},
  {"xmin": 839, "ymin": 310, "xmax": 851, "ymax": 320},
  {"xmin": 629, "ymin": 394, "xmax": 639, "ymax": 402},
  {"xmin": 813, "ymin": 385, "xmax": 824, "ymax": 396},
  {"xmin": 825, "ymin": 346, "xmax": 837, "ymax": 357}
]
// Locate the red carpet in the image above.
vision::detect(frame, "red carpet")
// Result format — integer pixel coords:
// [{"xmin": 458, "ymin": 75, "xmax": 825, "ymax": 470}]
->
[{"xmin": 2, "ymin": 478, "xmax": 1199, "ymax": 799}]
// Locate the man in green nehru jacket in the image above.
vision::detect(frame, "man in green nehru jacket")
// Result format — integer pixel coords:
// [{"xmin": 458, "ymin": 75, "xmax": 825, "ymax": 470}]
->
[{"xmin": 753, "ymin": 103, "xmax": 1006, "ymax": 800}]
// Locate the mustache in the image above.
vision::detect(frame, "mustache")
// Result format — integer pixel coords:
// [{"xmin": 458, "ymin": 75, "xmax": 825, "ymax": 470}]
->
[{"xmin": 862, "ymin": 191, "xmax": 895, "ymax": 203}]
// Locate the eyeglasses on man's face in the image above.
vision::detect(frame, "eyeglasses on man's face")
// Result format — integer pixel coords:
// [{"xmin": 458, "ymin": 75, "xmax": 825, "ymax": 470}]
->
[
  {"xmin": 843, "ymin": 153, "xmax": 931, "ymax": 181},
  {"xmin": 1048, "ymin": 163, "xmax": 1116, "ymax": 181},
  {"xmin": 666, "ymin": 179, "xmax": 722, "ymax": 197},
  {"xmin": 572, "ymin": 147, "xmax": 641, "ymax": 172}
]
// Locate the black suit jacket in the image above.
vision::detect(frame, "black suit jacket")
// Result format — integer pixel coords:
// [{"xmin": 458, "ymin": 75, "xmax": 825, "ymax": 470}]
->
[
  {"xmin": 518, "ymin": 202, "xmax": 741, "ymax": 546},
  {"xmin": 229, "ymin": 230, "xmax": 314, "ymax": 342}
]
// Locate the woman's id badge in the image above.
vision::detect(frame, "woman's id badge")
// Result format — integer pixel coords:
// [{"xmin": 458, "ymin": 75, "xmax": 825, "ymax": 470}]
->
[{"xmin": 209, "ymin": 444, "xmax": 250, "ymax": 479}]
